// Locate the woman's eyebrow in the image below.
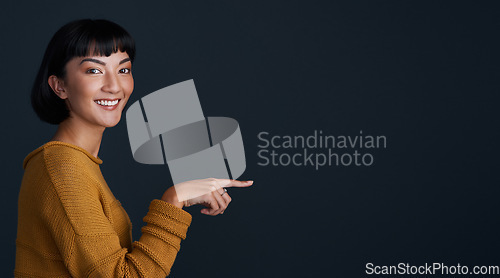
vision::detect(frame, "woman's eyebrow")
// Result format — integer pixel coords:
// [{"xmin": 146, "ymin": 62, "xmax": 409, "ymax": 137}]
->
[
  {"xmin": 119, "ymin": 58, "xmax": 131, "ymax": 65},
  {"xmin": 79, "ymin": 57, "xmax": 131, "ymax": 65},
  {"xmin": 80, "ymin": 58, "xmax": 105, "ymax": 65}
]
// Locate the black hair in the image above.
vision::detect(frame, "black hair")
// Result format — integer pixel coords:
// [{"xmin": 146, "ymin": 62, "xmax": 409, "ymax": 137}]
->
[{"xmin": 31, "ymin": 19, "xmax": 136, "ymax": 124}]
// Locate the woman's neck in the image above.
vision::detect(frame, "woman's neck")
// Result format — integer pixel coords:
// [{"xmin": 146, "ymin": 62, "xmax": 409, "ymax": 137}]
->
[{"xmin": 51, "ymin": 118, "xmax": 105, "ymax": 158}]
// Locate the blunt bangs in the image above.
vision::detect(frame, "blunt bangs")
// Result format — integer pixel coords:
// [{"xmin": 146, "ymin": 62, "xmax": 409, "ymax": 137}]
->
[
  {"xmin": 48, "ymin": 19, "xmax": 136, "ymax": 78},
  {"xmin": 66, "ymin": 20, "xmax": 136, "ymax": 63}
]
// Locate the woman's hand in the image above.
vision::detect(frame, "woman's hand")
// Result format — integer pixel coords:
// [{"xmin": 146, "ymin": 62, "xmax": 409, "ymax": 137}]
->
[{"xmin": 161, "ymin": 178, "xmax": 253, "ymax": 215}]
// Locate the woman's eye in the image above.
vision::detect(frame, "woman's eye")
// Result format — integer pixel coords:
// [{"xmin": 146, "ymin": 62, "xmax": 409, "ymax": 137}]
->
[
  {"xmin": 119, "ymin": 68, "xmax": 131, "ymax": 74},
  {"xmin": 86, "ymin": 68, "xmax": 102, "ymax": 74}
]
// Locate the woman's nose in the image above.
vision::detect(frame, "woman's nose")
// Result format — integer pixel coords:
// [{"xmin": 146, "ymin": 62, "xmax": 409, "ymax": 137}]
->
[{"xmin": 102, "ymin": 72, "xmax": 121, "ymax": 94}]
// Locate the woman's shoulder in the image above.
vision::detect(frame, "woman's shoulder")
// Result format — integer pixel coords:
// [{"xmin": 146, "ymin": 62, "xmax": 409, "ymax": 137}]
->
[
  {"xmin": 23, "ymin": 141, "xmax": 103, "ymax": 170},
  {"xmin": 22, "ymin": 141, "xmax": 105, "ymax": 199}
]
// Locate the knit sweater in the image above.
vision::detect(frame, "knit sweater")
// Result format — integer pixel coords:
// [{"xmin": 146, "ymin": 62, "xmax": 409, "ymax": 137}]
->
[{"xmin": 15, "ymin": 141, "xmax": 192, "ymax": 277}]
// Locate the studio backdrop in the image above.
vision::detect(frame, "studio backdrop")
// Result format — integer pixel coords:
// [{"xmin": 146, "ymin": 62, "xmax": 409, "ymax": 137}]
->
[{"xmin": 1, "ymin": 1, "xmax": 499, "ymax": 277}]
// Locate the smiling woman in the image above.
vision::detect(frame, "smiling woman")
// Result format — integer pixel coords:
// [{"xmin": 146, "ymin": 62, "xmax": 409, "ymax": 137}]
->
[
  {"xmin": 15, "ymin": 19, "xmax": 252, "ymax": 277},
  {"xmin": 48, "ymin": 51, "xmax": 134, "ymax": 150}
]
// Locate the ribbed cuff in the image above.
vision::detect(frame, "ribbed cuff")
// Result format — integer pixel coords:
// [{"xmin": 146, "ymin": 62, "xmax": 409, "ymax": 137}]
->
[
  {"xmin": 150, "ymin": 200, "xmax": 192, "ymax": 224},
  {"xmin": 144, "ymin": 200, "xmax": 192, "ymax": 239}
]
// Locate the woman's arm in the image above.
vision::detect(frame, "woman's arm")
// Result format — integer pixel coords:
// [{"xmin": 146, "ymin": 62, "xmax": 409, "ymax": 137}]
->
[
  {"xmin": 42, "ymin": 152, "xmax": 190, "ymax": 277},
  {"xmin": 42, "ymin": 152, "xmax": 251, "ymax": 277}
]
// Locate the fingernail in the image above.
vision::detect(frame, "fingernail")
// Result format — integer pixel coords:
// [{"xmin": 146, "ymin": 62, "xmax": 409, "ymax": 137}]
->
[{"xmin": 247, "ymin": 181, "xmax": 253, "ymax": 184}]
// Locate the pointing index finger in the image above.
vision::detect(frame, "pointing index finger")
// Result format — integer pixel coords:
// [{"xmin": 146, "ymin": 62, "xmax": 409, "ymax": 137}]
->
[{"xmin": 215, "ymin": 179, "xmax": 253, "ymax": 188}]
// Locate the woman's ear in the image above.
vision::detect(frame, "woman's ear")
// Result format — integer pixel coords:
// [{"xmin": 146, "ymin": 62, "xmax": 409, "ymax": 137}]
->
[{"xmin": 48, "ymin": 75, "xmax": 68, "ymax": 99}]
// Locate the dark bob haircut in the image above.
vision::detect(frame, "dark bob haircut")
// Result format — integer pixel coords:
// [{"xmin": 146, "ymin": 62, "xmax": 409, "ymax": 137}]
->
[{"xmin": 31, "ymin": 19, "xmax": 135, "ymax": 124}]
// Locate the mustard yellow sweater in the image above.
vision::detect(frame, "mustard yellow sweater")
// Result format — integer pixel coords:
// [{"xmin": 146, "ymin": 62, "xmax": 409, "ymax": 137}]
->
[{"xmin": 15, "ymin": 141, "xmax": 192, "ymax": 277}]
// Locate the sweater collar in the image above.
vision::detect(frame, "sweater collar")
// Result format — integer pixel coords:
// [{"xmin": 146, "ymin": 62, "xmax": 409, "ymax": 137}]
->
[{"xmin": 23, "ymin": 141, "xmax": 103, "ymax": 169}]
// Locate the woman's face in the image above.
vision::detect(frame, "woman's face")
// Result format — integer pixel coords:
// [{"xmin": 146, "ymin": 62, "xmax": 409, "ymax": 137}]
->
[{"xmin": 55, "ymin": 51, "xmax": 134, "ymax": 129}]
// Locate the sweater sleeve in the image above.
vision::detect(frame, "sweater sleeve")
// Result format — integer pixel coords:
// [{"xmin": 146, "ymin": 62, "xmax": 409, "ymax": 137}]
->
[{"xmin": 42, "ymin": 150, "xmax": 192, "ymax": 277}]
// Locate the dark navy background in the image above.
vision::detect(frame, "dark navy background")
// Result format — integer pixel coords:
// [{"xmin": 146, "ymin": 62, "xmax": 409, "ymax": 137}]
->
[{"xmin": 1, "ymin": 1, "xmax": 499, "ymax": 277}]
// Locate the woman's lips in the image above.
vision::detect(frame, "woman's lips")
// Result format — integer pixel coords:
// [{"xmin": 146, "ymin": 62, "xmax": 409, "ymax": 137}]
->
[{"xmin": 94, "ymin": 99, "xmax": 120, "ymax": 111}]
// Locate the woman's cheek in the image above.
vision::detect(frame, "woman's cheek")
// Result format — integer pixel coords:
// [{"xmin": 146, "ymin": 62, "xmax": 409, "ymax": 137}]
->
[{"xmin": 127, "ymin": 78, "xmax": 134, "ymax": 94}]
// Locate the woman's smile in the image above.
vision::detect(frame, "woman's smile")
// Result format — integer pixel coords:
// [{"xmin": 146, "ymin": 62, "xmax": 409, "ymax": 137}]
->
[{"xmin": 94, "ymin": 98, "xmax": 121, "ymax": 110}]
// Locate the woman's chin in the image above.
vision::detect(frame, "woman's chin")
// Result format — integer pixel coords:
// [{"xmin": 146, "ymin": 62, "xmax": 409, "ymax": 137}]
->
[
  {"xmin": 101, "ymin": 115, "xmax": 122, "ymax": 128},
  {"xmin": 103, "ymin": 120, "xmax": 121, "ymax": 128}
]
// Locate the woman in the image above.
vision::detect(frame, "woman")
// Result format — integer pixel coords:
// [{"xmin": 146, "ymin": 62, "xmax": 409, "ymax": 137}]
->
[{"xmin": 15, "ymin": 19, "xmax": 252, "ymax": 277}]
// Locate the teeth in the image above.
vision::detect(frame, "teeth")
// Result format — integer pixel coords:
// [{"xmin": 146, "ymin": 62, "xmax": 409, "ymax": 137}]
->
[{"xmin": 95, "ymin": 100, "xmax": 119, "ymax": 106}]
